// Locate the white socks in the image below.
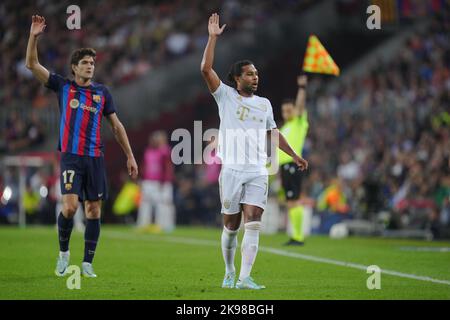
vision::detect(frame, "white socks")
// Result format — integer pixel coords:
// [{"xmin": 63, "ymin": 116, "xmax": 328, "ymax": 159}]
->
[
  {"xmin": 221, "ymin": 221, "xmax": 262, "ymax": 280},
  {"xmin": 221, "ymin": 226, "xmax": 238, "ymax": 274},
  {"xmin": 239, "ymin": 221, "xmax": 261, "ymax": 281}
]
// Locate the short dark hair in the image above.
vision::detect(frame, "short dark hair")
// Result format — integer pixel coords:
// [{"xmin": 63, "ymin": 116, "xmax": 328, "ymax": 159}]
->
[
  {"xmin": 227, "ymin": 60, "xmax": 254, "ymax": 87},
  {"xmin": 70, "ymin": 48, "xmax": 96, "ymax": 75}
]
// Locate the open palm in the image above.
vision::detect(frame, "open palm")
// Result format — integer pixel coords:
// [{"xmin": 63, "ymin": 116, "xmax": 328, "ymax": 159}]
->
[
  {"xmin": 30, "ymin": 15, "xmax": 46, "ymax": 37},
  {"xmin": 208, "ymin": 13, "xmax": 226, "ymax": 36}
]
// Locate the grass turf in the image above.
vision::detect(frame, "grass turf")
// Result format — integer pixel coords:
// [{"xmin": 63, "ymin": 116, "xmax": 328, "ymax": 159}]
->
[{"xmin": 0, "ymin": 226, "xmax": 449, "ymax": 300}]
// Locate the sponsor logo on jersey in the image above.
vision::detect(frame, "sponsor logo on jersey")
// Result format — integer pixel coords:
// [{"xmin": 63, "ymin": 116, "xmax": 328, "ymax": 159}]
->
[
  {"xmin": 70, "ymin": 99, "xmax": 80, "ymax": 109},
  {"xmin": 80, "ymin": 104, "xmax": 98, "ymax": 114},
  {"xmin": 69, "ymin": 98, "xmax": 98, "ymax": 114},
  {"xmin": 237, "ymin": 105, "xmax": 250, "ymax": 121}
]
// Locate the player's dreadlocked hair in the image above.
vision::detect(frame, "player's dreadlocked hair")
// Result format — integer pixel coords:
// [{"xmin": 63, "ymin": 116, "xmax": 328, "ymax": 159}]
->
[
  {"xmin": 227, "ymin": 60, "xmax": 254, "ymax": 88},
  {"xmin": 70, "ymin": 48, "xmax": 96, "ymax": 75}
]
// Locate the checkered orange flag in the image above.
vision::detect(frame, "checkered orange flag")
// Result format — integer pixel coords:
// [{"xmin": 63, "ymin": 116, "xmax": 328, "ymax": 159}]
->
[{"xmin": 302, "ymin": 35, "xmax": 339, "ymax": 76}]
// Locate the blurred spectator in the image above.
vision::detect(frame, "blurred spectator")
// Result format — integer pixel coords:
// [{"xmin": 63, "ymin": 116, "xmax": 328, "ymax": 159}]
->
[
  {"xmin": 137, "ymin": 131, "xmax": 175, "ymax": 231},
  {"xmin": 195, "ymin": 138, "xmax": 222, "ymax": 225},
  {"xmin": 317, "ymin": 178, "xmax": 350, "ymax": 214},
  {"xmin": 315, "ymin": 178, "xmax": 352, "ymax": 234},
  {"xmin": 174, "ymin": 175, "xmax": 202, "ymax": 225},
  {"xmin": 22, "ymin": 183, "xmax": 40, "ymax": 223},
  {"xmin": 113, "ymin": 171, "xmax": 140, "ymax": 224}
]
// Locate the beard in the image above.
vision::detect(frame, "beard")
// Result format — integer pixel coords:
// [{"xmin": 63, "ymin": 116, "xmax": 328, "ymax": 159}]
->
[{"xmin": 242, "ymin": 83, "xmax": 257, "ymax": 95}]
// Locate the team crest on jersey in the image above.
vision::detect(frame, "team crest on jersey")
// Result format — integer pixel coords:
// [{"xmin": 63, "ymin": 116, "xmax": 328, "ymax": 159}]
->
[
  {"xmin": 69, "ymin": 99, "xmax": 79, "ymax": 109},
  {"xmin": 223, "ymin": 200, "xmax": 231, "ymax": 209},
  {"xmin": 65, "ymin": 183, "xmax": 72, "ymax": 191},
  {"xmin": 93, "ymin": 95, "xmax": 101, "ymax": 103}
]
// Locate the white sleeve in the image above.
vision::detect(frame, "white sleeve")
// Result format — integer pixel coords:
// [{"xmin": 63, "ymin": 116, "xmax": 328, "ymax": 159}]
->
[
  {"xmin": 211, "ymin": 81, "xmax": 231, "ymax": 114},
  {"xmin": 266, "ymin": 100, "xmax": 277, "ymax": 130},
  {"xmin": 211, "ymin": 81, "xmax": 227, "ymax": 103}
]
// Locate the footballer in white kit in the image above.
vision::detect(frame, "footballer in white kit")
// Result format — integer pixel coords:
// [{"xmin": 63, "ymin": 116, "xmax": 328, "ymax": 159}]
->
[
  {"xmin": 201, "ymin": 13, "xmax": 308, "ymax": 290},
  {"xmin": 213, "ymin": 80, "xmax": 276, "ymax": 214}
]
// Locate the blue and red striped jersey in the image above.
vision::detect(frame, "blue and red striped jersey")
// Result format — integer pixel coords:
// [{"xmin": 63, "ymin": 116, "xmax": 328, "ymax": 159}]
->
[{"xmin": 46, "ymin": 73, "xmax": 116, "ymax": 157}]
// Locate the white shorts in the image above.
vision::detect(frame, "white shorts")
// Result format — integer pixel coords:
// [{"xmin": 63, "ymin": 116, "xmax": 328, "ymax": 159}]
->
[{"xmin": 218, "ymin": 167, "xmax": 269, "ymax": 214}]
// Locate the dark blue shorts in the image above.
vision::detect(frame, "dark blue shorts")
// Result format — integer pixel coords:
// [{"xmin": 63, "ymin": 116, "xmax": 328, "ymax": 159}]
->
[{"xmin": 60, "ymin": 152, "xmax": 108, "ymax": 202}]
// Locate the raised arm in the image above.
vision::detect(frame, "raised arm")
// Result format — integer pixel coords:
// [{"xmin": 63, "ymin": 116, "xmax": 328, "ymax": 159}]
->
[
  {"xmin": 294, "ymin": 75, "xmax": 307, "ymax": 116},
  {"xmin": 200, "ymin": 13, "xmax": 226, "ymax": 93},
  {"xmin": 26, "ymin": 15, "xmax": 50, "ymax": 85}
]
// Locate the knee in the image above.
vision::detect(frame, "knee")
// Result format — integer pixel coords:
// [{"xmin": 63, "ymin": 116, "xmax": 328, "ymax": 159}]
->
[
  {"xmin": 245, "ymin": 211, "xmax": 263, "ymax": 222},
  {"xmin": 85, "ymin": 203, "xmax": 101, "ymax": 219},
  {"xmin": 223, "ymin": 214, "xmax": 241, "ymax": 231},
  {"xmin": 62, "ymin": 202, "xmax": 78, "ymax": 218},
  {"xmin": 224, "ymin": 221, "xmax": 240, "ymax": 231}
]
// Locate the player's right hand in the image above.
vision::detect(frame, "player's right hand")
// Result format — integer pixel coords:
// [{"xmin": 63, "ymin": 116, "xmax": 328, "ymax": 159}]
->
[
  {"xmin": 208, "ymin": 13, "xmax": 226, "ymax": 37},
  {"xmin": 30, "ymin": 15, "xmax": 46, "ymax": 37}
]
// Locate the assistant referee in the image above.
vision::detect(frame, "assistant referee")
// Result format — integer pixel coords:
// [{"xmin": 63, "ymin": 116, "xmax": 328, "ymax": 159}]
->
[{"xmin": 278, "ymin": 75, "xmax": 309, "ymax": 245}]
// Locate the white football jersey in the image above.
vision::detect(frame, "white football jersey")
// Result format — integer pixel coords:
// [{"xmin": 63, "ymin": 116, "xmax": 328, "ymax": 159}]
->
[{"xmin": 212, "ymin": 81, "xmax": 277, "ymax": 173}]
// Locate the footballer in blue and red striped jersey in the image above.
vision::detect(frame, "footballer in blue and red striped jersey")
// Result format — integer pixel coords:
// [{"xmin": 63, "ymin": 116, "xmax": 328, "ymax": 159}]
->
[
  {"xmin": 27, "ymin": 15, "xmax": 138, "ymax": 279},
  {"xmin": 46, "ymin": 72, "xmax": 115, "ymax": 157}
]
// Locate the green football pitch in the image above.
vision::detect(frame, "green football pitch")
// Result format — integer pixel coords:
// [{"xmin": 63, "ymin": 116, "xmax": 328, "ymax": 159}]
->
[{"xmin": 0, "ymin": 226, "xmax": 449, "ymax": 300}]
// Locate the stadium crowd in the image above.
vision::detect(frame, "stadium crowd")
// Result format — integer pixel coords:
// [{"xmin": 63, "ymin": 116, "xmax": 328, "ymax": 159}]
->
[
  {"xmin": 300, "ymin": 13, "xmax": 449, "ymax": 237},
  {"xmin": 0, "ymin": 110, "xmax": 46, "ymax": 153},
  {"xmin": 0, "ymin": 0, "xmax": 313, "ymax": 109}
]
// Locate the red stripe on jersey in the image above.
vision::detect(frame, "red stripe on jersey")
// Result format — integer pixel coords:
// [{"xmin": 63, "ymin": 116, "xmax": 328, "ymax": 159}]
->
[
  {"xmin": 95, "ymin": 95, "xmax": 105, "ymax": 157},
  {"xmin": 62, "ymin": 84, "xmax": 76, "ymax": 152},
  {"xmin": 77, "ymin": 89, "xmax": 92, "ymax": 155}
]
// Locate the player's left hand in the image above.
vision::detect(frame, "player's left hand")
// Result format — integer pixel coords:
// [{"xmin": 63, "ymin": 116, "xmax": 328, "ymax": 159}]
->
[
  {"xmin": 127, "ymin": 157, "xmax": 138, "ymax": 179},
  {"xmin": 293, "ymin": 154, "xmax": 308, "ymax": 171}
]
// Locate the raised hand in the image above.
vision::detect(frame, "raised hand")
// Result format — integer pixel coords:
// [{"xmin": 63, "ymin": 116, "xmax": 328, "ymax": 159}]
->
[
  {"xmin": 30, "ymin": 15, "xmax": 46, "ymax": 37},
  {"xmin": 208, "ymin": 13, "xmax": 226, "ymax": 37}
]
